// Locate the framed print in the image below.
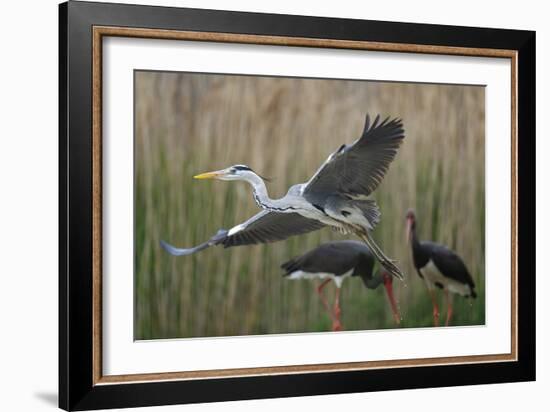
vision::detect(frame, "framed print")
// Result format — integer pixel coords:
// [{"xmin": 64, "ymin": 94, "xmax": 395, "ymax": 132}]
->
[{"xmin": 59, "ymin": 1, "xmax": 535, "ymax": 410}]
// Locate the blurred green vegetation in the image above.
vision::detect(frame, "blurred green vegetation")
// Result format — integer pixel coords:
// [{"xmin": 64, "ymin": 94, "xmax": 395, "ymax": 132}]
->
[{"xmin": 134, "ymin": 71, "xmax": 485, "ymax": 339}]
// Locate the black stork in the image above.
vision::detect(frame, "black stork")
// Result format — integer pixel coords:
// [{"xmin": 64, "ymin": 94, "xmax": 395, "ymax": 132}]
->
[
  {"xmin": 405, "ymin": 209, "xmax": 477, "ymax": 326},
  {"xmin": 280, "ymin": 240, "xmax": 401, "ymax": 331}
]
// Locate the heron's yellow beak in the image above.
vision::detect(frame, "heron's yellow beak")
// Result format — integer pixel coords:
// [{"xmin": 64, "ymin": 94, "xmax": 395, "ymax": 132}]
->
[{"xmin": 193, "ymin": 170, "xmax": 224, "ymax": 180}]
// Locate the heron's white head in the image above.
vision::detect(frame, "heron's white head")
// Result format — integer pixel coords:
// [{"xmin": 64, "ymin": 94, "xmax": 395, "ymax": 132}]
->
[{"xmin": 193, "ymin": 165, "xmax": 269, "ymax": 182}]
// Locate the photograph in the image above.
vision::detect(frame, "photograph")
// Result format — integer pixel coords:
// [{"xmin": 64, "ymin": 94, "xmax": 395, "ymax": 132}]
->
[
  {"xmin": 134, "ymin": 71, "xmax": 485, "ymax": 340},
  {"xmin": 54, "ymin": 1, "xmax": 535, "ymax": 409}
]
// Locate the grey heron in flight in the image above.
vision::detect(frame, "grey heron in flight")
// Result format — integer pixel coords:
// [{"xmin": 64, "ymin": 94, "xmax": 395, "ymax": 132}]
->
[
  {"xmin": 161, "ymin": 114, "xmax": 405, "ymax": 279},
  {"xmin": 281, "ymin": 240, "xmax": 401, "ymax": 331}
]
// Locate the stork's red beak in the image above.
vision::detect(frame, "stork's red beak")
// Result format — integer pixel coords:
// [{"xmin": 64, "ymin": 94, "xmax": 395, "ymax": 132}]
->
[
  {"xmin": 383, "ymin": 273, "xmax": 401, "ymax": 325},
  {"xmin": 406, "ymin": 217, "xmax": 413, "ymax": 244}
]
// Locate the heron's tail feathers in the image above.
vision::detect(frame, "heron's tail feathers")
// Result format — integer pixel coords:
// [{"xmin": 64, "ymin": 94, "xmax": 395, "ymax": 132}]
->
[
  {"xmin": 353, "ymin": 199, "xmax": 381, "ymax": 229},
  {"xmin": 359, "ymin": 231, "xmax": 404, "ymax": 280}
]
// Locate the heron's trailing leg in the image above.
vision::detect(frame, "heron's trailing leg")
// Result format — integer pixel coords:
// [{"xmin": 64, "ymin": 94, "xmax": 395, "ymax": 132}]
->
[
  {"xmin": 445, "ymin": 289, "xmax": 453, "ymax": 326},
  {"xmin": 428, "ymin": 288, "xmax": 440, "ymax": 326},
  {"xmin": 358, "ymin": 231, "xmax": 404, "ymax": 280},
  {"xmin": 332, "ymin": 287, "xmax": 343, "ymax": 331}
]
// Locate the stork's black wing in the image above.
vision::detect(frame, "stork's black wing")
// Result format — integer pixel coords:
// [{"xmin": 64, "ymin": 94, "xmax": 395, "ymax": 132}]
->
[
  {"xmin": 424, "ymin": 241, "xmax": 476, "ymax": 288},
  {"xmin": 161, "ymin": 210, "xmax": 325, "ymax": 256},
  {"xmin": 303, "ymin": 114, "xmax": 404, "ymax": 200},
  {"xmin": 281, "ymin": 240, "xmax": 374, "ymax": 276}
]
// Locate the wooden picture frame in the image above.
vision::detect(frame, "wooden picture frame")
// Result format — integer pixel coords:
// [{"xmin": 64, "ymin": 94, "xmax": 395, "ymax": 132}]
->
[{"xmin": 59, "ymin": 1, "xmax": 535, "ymax": 410}]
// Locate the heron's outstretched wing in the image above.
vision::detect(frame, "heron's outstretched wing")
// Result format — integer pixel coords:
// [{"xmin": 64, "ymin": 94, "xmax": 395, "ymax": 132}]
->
[
  {"xmin": 161, "ymin": 210, "xmax": 325, "ymax": 256},
  {"xmin": 160, "ymin": 229, "xmax": 228, "ymax": 256},
  {"xmin": 303, "ymin": 114, "xmax": 404, "ymax": 199},
  {"xmin": 221, "ymin": 210, "xmax": 326, "ymax": 247}
]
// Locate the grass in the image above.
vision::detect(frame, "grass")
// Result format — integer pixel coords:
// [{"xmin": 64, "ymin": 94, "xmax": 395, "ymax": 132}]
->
[{"xmin": 134, "ymin": 71, "xmax": 485, "ymax": 339}]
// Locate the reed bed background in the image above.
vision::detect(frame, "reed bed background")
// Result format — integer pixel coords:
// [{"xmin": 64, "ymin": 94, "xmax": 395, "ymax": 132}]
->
[{"xmin": 134, "ymin": 71, "xmax": 485, "ymax": 339}]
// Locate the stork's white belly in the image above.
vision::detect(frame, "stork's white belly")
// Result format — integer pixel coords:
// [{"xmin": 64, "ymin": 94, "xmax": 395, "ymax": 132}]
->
[
  {"xmin": 287, "ymin": 270, "xmax": 352, "ymax": 288},
  {"xmin": 422, "ymin": 261, "xmax": 471, "ymax": 296}
]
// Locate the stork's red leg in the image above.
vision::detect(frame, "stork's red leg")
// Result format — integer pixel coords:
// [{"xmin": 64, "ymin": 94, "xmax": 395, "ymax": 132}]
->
[
  {"xmin": 445, "ymin": 289, "xmax": 454, "ymax": 326},
  {"xmin": 332, "ymin": 287, "xmax": 343, "ymax": 331},
  {"xmin": 316, "ymin": 279, "xmax": 336, "ymax": 326},
  {"xmin": 428, "ymin": 288, "xmax": 440, "ymax": 326}
]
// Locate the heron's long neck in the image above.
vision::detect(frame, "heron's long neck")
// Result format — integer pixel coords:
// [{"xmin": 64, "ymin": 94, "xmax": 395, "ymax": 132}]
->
[
  {"xmin": 243, "ymin": 173, "xmax": 301, "ymax": 212},
  {"xmin": 245, "ymin": 174, "xmax": 276, "ymax": 210}
]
